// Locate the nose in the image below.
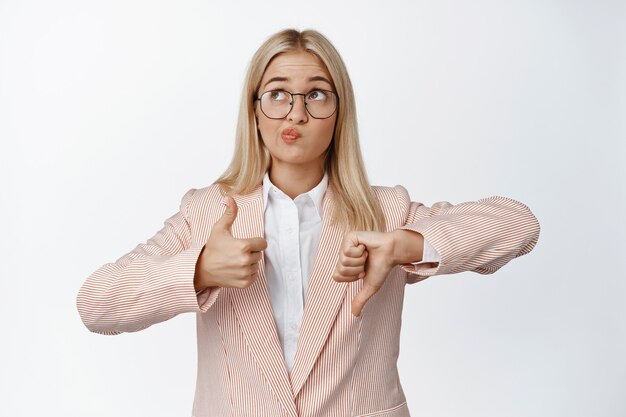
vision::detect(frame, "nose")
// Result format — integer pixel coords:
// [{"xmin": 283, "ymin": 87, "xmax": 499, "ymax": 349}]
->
[{"xmin": 287, "ymin": 94, "xmax": 308, "ymax": 123}]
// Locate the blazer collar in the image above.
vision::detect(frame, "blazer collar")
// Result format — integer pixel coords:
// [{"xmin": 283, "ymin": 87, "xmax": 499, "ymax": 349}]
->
[
  {"xmin": 228, "ymin": 183, "xmax": 349, "ymax": 405},
  {"xmin": 288, "ymin": 185, "xmax": 348, "ymax": 397},
  {"xmin": 228, "ymin": 184, "xmax": 298, "ymax": 417}
]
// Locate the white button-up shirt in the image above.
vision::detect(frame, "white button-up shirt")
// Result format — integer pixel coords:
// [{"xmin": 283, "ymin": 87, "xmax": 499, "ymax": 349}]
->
[{"xmin": 262, "ymin": 172, "xmax": 439, "ymax": 371}]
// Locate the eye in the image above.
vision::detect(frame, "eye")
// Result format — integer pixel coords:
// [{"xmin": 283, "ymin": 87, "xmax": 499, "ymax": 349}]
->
[
  {"xmin": 306, "ymin": 90, "xmax": 328, "ymax": 101},
  {"xmin": 268, "ymin": 90, "xmax": 288, "ymax": 101}
]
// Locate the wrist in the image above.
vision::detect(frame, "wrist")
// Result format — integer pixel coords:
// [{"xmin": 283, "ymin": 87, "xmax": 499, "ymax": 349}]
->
[
  {"xmin": 194, "ymin": 246, "xmax": 210, "ymax": 292},
  {"xmin": 391, "ymin": 229, "xmax": 424, "ymax": 264}
]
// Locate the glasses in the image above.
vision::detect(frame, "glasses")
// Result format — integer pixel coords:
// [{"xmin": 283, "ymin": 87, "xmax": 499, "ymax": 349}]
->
[{"xmin": 255, "ymin": 89, "xmax": 339, "ymax": 119}]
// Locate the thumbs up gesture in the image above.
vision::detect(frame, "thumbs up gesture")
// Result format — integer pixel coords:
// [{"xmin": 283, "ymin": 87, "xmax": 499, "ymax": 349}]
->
[
  {"xmin": 194, "ymin": 196, "xmax": 268, "ymax": 292},
  {"xmin": 332, "ymin": 230, "xmax": 424, "ymax": 317}
]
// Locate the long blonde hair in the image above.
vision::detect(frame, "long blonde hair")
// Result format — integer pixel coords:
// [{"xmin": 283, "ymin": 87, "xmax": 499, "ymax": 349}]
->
[{"xmin": 215, "ymin": 29, "xmax": 385, "ymax": 232}]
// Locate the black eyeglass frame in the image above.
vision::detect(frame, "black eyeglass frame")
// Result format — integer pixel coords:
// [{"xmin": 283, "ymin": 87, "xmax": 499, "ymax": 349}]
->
[{"xmin": 255, "ymin": 89, "xmax": 339, "ymax": 120}]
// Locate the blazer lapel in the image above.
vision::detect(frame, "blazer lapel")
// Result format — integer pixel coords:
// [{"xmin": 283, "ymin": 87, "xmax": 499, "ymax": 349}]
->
[
  {"xmin": 289, "ymin": 186, "xmax": 349, "ymax": 397},
  {"xmin": 228, "ymin": 186, "xmax": 297, "ymax": 417}
]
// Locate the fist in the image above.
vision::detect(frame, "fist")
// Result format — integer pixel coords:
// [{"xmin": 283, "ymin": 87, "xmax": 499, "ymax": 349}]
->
[{"xmin": 194, "ymin": 196, "xmax": 267, "ymax": 291}]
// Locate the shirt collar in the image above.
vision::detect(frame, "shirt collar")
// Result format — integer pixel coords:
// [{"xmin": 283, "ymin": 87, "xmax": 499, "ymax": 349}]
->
[{"xmin": 262, "ymin": 171, "xmax": 328, "ymax": 219}]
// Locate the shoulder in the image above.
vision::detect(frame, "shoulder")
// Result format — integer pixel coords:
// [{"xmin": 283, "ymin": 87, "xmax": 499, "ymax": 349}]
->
[
  {"xmin": 176, "ymin": 184, "xmax": 227, "ymax": 225},
  {"xmin": 370, "ymin": 185, "xmax": 413, "ymax": 229},
  {"xmin": 372, "ymin": 184, "xmax": 411, "ymax": 213},
  {"xmin": 181, "ymin": 183, "xmax": 225, "ymax": 208},
  {"xmin": 178, "ymin": 182, "xmax": 263, "ymax": 219}
]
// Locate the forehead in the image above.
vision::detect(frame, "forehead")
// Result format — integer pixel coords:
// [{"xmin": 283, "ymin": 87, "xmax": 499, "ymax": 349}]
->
[{"xmin": 261, "ymin": 51, "xmax": 333, "ymax": 86}]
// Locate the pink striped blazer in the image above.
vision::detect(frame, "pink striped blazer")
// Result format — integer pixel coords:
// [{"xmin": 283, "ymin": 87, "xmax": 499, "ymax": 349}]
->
[{"xmin": 77, "ymin": 184, "xmax": 539, "ymax": 417}]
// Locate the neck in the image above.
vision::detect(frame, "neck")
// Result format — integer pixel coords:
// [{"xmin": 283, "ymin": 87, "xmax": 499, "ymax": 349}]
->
[{"xmin": 268, "ymin": 161, "xmax": 325, "ymax": 200}]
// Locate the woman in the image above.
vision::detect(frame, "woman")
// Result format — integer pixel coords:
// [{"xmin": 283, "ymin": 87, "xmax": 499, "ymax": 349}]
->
[{"xmin": 77, "ymin": 29, "xmax": 540, "ymax": 417}]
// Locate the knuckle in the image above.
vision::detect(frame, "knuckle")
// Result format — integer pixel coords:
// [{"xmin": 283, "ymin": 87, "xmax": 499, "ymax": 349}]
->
[
  {"xmin": 236, "ymin": 275, "xmax": 255, "ymax": 288},
  {"xmin": 344, "ymin": 266, "xmax": 357, "ymax": 274},
  {"xmin": 246, "ymin": 274, "xmax": 258, "ymax": 287},
  {"xmin": 231, "ymin": 279, "xmax": 245, "ymax": 289}
]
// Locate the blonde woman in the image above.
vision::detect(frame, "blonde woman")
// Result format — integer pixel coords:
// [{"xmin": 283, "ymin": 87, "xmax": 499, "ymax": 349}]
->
[{"xmin": 77, "ymin": 29, "xmax": 540, "ymax": 417}]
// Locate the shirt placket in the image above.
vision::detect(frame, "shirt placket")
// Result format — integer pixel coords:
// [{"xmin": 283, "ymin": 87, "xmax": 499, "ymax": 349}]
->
[{"xmin": 279, "ymin": 198, "xmax": 303, "ymax": 368}]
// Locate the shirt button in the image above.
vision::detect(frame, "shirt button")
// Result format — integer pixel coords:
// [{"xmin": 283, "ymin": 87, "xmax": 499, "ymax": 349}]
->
[
  {"xmin": 286, "ymin": 227, "xmax": 294, "ymax": 234},
  {"xmin": 290, "ymin": 323, "xmax": 298, "ymax": 331}
]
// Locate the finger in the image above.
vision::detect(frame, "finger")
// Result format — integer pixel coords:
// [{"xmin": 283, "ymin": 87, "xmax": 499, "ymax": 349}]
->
[
  {"xmin": 244, "ymin": 237, "xmax": 268, "ymax": 252},
  {"xmin": 335, "ymin": 263, "xmax": 365, "ymax": 277},
  {"xmin": 340, "ymin": 232, "xmax": 362, "ymax": 253},
  {"xmin": 344, "ymin": 243, "xmax": 366, "ymax": 258},
  {"xmin": 339, "ymin": 250, "xmax": 368, "ymax": 267},
  {"xmin": 234, "ymin": 264, "xmax": 259, "ymax": 282},
  {"xmin": 214, "ymin": 196, "xmax": 238, "ymax": 233},
  {"xmin": 351, "ymin": 281, "xmax": 380, "ymax": 317},
  {"xmin": 237, "ymin": 252, "xmax": 261, "ymax": 268},
  {"xmin": 244, "ymin": 263, "xmax": 259, "ymax": 275},
  {"xmin": 245, "ymin": 251, "xmax": 263, "ymax": 264},
  {"xmin": 234, "ymin": 272, "xmax": 257, "ymax": 289},
  {"xmin": 333, "ymin": 267, "xmax": 366, "ymax": 282}
]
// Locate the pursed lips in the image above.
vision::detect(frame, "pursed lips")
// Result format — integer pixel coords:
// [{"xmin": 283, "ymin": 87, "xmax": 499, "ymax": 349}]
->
[{"xmin": 281, "ymin": 128, "xmax": 301, "ymax": 141}]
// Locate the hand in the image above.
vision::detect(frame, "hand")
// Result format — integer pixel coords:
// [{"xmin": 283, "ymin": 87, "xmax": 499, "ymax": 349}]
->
[
  {"xmin": 332, "ymin": 231, "xmax": 397, "ymax": 317},
  {"xmin": 332, "ymin": 230, "xmax": 424, "ymax": 317},
  {"xmin": 194, "ymin": 196, "xmax": 267, "ymax": 291}
]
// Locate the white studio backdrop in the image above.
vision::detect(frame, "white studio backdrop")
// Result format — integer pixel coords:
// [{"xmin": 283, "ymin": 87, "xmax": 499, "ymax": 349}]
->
[{"xmin": 1, "ymin": 0, "xmax": 625, "ymax": 416}]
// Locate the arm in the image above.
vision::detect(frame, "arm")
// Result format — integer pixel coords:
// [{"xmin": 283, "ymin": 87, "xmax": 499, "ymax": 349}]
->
[
  {"xmin": 396, "ymin": 189, "xmax": 540, "ymax": 282},
  {"xmin": 333, "ymin": 187, "xmax": 540, "ymax": 315},
  {"xmin": 76, "ymin": 189, "xmax": 218, "ymax": 335}
]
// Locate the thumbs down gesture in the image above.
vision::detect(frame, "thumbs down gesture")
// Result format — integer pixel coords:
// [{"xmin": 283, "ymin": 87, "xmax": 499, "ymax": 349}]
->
[{"xmin": 333, "ymin": 230, "xmax": 425, "ymax": 317}]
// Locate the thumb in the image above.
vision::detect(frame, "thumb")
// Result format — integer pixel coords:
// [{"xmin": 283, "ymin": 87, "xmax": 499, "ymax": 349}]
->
[
  {"xmin": 351, "ymin": 281, "xmax": 380, "ymax": 317},
  {"xmin": 215, "ymin": 196, "xmax": 238, "ymax": 232}
]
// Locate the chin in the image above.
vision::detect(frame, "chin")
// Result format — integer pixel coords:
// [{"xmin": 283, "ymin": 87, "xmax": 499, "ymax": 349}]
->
[{"xmin": 272, "ymin": 152, "xmax": 323, "ymax": 167}]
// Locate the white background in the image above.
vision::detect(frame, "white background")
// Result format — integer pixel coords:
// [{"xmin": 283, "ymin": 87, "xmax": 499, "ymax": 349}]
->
[{"xmin": 1, "ymin": 0, "xmax": 625, "ymax": 416}]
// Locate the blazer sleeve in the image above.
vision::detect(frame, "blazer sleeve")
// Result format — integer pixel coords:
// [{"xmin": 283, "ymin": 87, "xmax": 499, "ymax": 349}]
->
[
  {"xmin": 76, "ymin": 189, "xmax": 220, "ymax": 335},
  {"xmin": 394, "ymin": 186, "xmax": 540, "ymax": 284}
]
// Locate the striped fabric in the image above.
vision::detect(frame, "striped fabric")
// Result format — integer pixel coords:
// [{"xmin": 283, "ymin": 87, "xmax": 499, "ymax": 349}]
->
[{"xmin": 76, "ymin": 184, "xmax": 540, "ymax": 417}]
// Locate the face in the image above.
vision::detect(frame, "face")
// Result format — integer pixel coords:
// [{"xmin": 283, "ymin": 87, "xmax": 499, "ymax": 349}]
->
[{"xmin": 255, "ymin": 51, "xmax": 337, "ymax": 174}]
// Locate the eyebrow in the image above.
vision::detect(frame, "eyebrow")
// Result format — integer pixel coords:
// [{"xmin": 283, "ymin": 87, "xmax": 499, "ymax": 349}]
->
[{"xmin": 263, "ymin": 75, "xmax": 333, "ymax": 89}]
